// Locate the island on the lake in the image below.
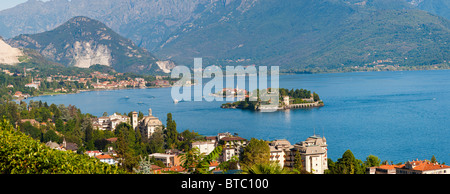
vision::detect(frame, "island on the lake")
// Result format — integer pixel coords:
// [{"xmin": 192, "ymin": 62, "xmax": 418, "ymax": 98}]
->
[{"xmin": 221, "ymin": 88, "xmax": 324, "ymax": 111}]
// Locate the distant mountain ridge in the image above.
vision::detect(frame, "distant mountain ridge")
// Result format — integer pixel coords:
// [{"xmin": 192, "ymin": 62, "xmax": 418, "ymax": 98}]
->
[
  {"xmin": 7, "ymin": 16, "xmax": 162, "ymax": 74},
  {"xmin": 0, "ymin": 0, "xmax": 220, "ymax": 50},
  {"xmin": 0, "ymin": 0, "xmax": 449, "ymax": 71},
  {"xmin": 154, "ymin": 0, "xmax": 450, "ymax": 69}
]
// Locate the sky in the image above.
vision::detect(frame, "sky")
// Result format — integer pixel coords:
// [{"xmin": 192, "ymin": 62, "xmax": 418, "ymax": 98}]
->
[{"xmin": 0, "ymin": 0, "xmax": 50, "ymax": 11}]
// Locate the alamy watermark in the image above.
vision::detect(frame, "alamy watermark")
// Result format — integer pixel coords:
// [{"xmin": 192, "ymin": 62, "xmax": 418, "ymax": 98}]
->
[{"xmin": 171, "ymin": 58, "xmax": 280, "ymax": 112}]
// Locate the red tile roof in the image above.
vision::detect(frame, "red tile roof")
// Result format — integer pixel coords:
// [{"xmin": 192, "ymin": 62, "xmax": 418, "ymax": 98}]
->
[
  {"xmin": 96, "ymin": 154, "xmax": 113, "ymax": 159},
  {"xmin": 406, "ymin": 160, "xmax": 450, "ymax": 171}
]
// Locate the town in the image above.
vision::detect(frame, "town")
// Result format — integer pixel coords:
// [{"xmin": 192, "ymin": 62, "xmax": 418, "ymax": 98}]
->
[
  {"xmin": 14, "ymin": 103, "xmax": 448, "ymax": 175},
  {"xmin": 0, "ymin": 65, "xmax": 173, "ymax": 100}
]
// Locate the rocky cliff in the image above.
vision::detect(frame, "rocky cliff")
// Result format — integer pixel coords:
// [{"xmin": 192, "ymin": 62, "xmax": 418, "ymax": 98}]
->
[
  {"xmin": 8, "ymin": 16, "xmax": 163, "ymax": 74},
  {"xmin": 0, "ymin": 38, "xmax": 23, "ymax": 65}
]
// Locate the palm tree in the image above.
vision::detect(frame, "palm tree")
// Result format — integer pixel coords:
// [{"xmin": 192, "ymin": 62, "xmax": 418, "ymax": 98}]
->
[
  {"xmin": 242, "ymin": 162, "xmax": 291, "ymax": 174},
  {"xmin": 180, "ymin": 145, "xmax": 223, "ymax": 174}
]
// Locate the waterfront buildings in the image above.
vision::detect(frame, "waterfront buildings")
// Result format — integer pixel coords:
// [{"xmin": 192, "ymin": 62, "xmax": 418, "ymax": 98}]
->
[
  {"xmin": 221, "ymin": 136, "xmax": 248, "ymax": 162},
  {"xmin": 268, "ymin": 139, "xmax": 291, "ymax": 168},
  {"xmin": 280, "ymin": 135, "xmax": 328, "ymax": 174},
  {"xmin": 367, "ymin": 159, "xmax": 450, "ymax": 174}
]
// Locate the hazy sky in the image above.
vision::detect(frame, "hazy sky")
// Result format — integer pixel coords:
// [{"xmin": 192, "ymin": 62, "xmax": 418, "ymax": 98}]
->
[
  {"xmin": 0, "ymin": 0, "xmax": 26, "ymax": 11},
  {"xmin": 0, "ymin": 0, "xmax": 51, "ymax": 11}
]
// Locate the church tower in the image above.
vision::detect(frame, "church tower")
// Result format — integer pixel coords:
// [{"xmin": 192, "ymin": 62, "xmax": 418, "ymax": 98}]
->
[{"xmin": 132, "ymin": 111, "xmax": 138, "ymax": 130}]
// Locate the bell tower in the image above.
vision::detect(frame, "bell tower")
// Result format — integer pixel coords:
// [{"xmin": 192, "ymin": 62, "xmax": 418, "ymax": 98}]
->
[{"xmin": 132, "ymin": 111, "xmax": 138, "ymax": 130}]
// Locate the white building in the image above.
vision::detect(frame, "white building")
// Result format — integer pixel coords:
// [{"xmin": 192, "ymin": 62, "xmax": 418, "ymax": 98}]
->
[
  {"xmin": 269, "ymin": 139, "xmax": 291, "ymax": 168},
  {"xmin": 396, "ymin": 160, "xmax": 450, "ymax": 174},
  {"xmin": 283, "ymin": 135, "xmax": 328, "ymax": 174},
  {"xmin": 138, "ymin": 108, "xmax": 163, "ymax": 139},
  {"xmin": 85, "ymin": 150, "xmax": 103, "ymax": 157},
  {"xmin": 192, "ymin": 141, "xmax": 216, "ymax": 155},
  {"xmin": 149, "ymin": 153, "xmax": 180, "ymax": 167},
  {"xmin": 220, "ymin": 136, "xmax": 247, "ymax": 162},
  {"xmin": 96, "ymin": 154, "xmax": 117, "ymax": 165},
  {"xmin": 294, "ymin": 135, "xmax": 328, "ymax": 174},
  {"xmin": 93, "ymin": 113, "xmax": 130, "ymax": 131}
]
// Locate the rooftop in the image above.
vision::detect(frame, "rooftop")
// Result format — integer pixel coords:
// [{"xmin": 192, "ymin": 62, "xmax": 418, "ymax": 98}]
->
[
  {"xmin": 96, "ymin": 154, "xmax": 113, "ymax": 159},
  {"xmin": 221, "ymin": 136, "xmax": 247, "ymax": 142}
]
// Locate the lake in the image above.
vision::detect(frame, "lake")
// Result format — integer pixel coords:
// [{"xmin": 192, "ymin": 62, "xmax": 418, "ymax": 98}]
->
[{"xmin": 26, "ymin": 70, "xmax": 450, "ymax": 163}]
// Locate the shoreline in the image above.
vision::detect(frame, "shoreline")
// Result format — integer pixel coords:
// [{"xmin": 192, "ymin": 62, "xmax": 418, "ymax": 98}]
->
[
  {"xmin": 20, "ymin": 68, "xmax": 450, "ymax": 100},
  {"xmin": 29, "ymin": 85, "xmax": 174, "ymax": 98},
  {"xmin": 279, "ymin": 65, "xmax": 450, "ymax": 75}
]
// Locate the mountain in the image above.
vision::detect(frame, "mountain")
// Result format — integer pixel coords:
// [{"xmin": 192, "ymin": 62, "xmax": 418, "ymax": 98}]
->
[
  {"xmin": 406, "ymin": 0, "xmax": 450, "ymax": 20},
  {"xmin": 0, "ymin": 0, "xmax": 220, "ymax": 50},
  {"xmin": 7, "ymin": 16, "xmax": 162, "ymax": 74},
  {"xmin": 1, "ymin": 0, "xmax": 449, "ymax": 71},
  {"xmin": 153, "ymin": 0, "xmax": 450, "ymax": 69}
]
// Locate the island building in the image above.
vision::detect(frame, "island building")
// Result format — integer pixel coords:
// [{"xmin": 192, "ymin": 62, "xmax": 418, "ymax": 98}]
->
[{"xmin": 283, "ymin": 96, "xmax": 290, "ymax": 106}]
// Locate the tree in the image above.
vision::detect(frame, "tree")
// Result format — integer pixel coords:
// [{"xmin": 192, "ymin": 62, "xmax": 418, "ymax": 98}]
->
[
  {"xmin": 43, "ymin": 130, "xmax": 59, "ymax": 143},
  {"xmin": 331, "ymin": 150, "xmax": 366, "ymax": 174},
  {"xmin": 431, "ymin": 155, "xmax": 437, "ymax": 164},
  {"xmin": 165, "ymin": 113, "xmax": 178, "ymax": 149},
  {"xmin": 178, "ymin": 130, "xmax": 203, "ymax": 151},
  {"xmin": 114, "ymin": 123, "xmax": 142, "ymax": 172},
  {"xmin": 84, "ymin": 122, "xmax": 95, "ymax": 150},
  {"xmin": 0, "ymin": 118, "xmax": 126, "ymax": 174},
  {"xmin": 292, "ymin": 150, "xmax": 306, "ymax": 174},
  {"xmin": 133, "ymin": 156, "xmax": 154, "ymax": 174},
  {"xmin": 313, "ymin": 92, "xmax": 320, "ymax": 102},
  {"xmin": 116, "ymin": 130, "xmax": 138, "ymax": 172},
  {"xmin": 365, "ymin": 155, "xmax": 381, "ymax": 167},
  {"xmin": 148, "ymin": 129, "xmax": 165, "ymax": 153},
  {"xmin": 18, "ymin": 121, "xmax": 41, "ymax": 140},
  {"xmin": 242, "ymin": 162, "xmax": 291, "ymax": 174},
  {"xmin": 240, "ymin": 138, "xmax": 270, "ymax": 169},
  {"xmin": 55, "ymin": 118, "xmax": 64, "ymax": 132},
  {"xmin": 180, "ymin": 145, "xmax": 223, "ymax": 174},
  {"xmin": 138, "ymin": 111, "xmax": 144, "ymax": 121}
]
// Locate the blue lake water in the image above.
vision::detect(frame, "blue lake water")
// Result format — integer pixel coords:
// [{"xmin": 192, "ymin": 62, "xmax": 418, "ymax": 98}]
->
[{"xmin": 26, "ymin": 70, "xmax": 450, "ymax": 163}]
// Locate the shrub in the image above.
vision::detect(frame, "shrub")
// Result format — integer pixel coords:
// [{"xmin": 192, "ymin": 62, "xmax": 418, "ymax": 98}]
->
[{"xmin": 0, "ymin": 119, "xmax": 126, "ymax": 174}]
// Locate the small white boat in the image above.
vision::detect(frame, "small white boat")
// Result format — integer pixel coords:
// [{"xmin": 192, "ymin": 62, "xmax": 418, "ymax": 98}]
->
[{"xmin": 173, "ymin": 99, "xmax": 179, "ymax": 104}]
